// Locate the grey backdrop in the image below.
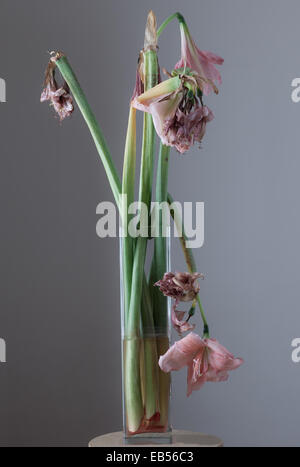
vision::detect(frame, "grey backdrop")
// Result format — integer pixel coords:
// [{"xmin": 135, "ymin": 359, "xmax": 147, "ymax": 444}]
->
[{"xmin": 0, "ymin": 0, "xmax": 299, "ymax": 447}]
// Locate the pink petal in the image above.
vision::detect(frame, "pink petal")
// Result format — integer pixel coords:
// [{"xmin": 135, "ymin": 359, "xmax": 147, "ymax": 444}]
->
[
  {"xmin": 200, "ymin": 50, "xmax": 224, "ymax": 65},
  {"xmin": 149, "ymin": 94, "xmax": 182, "ymax": 146},
  {"xmin": 205, "ymin": 338, "xmax": 244, "ymax": 372},
  {"xmin": 187, "ymin": 362, "xmax": 206, "ymax": 396},
  {"xmin": 176, "ymin": 24, "xmax": 223, "ymax": 96},
  {"xmin": 172, "ymin": 310, "xmax": 195, "ymax": 335},
  {"xmin": 159, "ymin": 332, "xmax": 204, "ymax": 373},
  {"xmin": 197, "ymin": 48, "xmax": 223, "ymax": 85}
]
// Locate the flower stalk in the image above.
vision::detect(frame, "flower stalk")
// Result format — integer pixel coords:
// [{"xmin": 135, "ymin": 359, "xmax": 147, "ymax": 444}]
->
[
  {"xmin": 54, "ymin": 53, "xmax": 121, "ymax": 206},
  {"xmin": 157, "ymin": 12, "xmax": 186, "ymax": 38},
  {"xmin": 167, "ymin": 193, "xmax": 210, "ymax": 337},
  {"xmin": 122, "ymin": 106, "xmax": 137, "ymax": 326}
]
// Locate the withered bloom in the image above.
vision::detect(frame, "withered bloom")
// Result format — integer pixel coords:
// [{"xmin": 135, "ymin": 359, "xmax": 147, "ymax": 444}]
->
[
  {"xmin": 40, "ymin": 54, "xmax": 74, "ymax": 121},
  {"xmin": 133, "ymin": 73, "xmax": 214, "ymax": 154},
  {"xmin": 155, "ymin": 272, "xmax": 203, "ymax": 303}
]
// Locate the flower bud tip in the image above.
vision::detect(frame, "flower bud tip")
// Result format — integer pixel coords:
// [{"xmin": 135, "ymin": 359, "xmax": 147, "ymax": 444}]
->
[{"xmin": 144, "ymin": 10, "xmax": 157, "ymax": 51}]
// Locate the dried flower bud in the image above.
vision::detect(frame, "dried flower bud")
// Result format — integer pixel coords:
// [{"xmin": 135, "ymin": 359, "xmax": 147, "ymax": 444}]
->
[{"xmin": 144, "ymin": 10, "xmax": 158, "ymax": 52}]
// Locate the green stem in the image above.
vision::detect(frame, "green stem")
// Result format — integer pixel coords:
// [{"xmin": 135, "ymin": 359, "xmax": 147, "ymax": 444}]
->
[
  {"xmin": 157, "ymin": 12, "xmax": 186, "ymax": 38},
  {"xmin": 128, "ymin": 49, "xmax": 158, "ymax": 336},
  {"xmin": 149, "ymin": 145, "xmax": 171, "ymax": 429},
  {"xmin": 55, "ymin": 55, "xmax": 121, "ymax": 206},
  {"xmin": 122, "ymin": 107, "xmax": 137, "ymax": 328},
  {"xmin": 151, "ymin": 144, "xmax": 170, "ymax": 331},
  {"xmin": 167, "ymin": 193, "xmax": 210, "ymax": 337},
  {"xmin": 141, "ymin": 276, "xmax": 159, "ymax": 419}
]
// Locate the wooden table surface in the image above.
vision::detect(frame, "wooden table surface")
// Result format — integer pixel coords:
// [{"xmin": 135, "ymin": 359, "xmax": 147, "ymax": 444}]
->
[{"xmin": 89, "ymin": 430, "xmax": 223, "ymax": 447}]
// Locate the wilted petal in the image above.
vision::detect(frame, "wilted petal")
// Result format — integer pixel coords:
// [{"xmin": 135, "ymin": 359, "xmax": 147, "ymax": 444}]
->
[
  {"xmin": 41, "ymin": 56, "xmax": 74, "ymax": 121},
  {"xmin": 159, "ymin": 332, "xmax": 204, "ymax": 373},
  {"xmin": 205, "ymin": 338, "xmax": 244, "ymax": 372},
  {"xmin": 148, "ymin": 93, "xmax": 183, "ymax": 147},
  {"xmin": 176, "ymin": 23, "xmax": 223, "ymax": 95},
  {"xmin": 172, "ymin": 309, "xmax": 195, "ymax": 335},
  {"xmin": 155, "ymin": 272, "xmax": 203, "ymax": 302}
]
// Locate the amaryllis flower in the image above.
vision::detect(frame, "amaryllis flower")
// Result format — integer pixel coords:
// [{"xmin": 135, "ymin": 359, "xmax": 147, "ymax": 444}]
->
[
  {"xmin": 175, "ymin": 21, "xmax": 224, "ymax": 96},
  {"xmin": 155, "ymin": 272, "xmax": 203, "ymax": 303},
  {"xmin": 159, "ymin": 332, "xmax": 243, "ymax": 396},
  {"xmin": 133, "ymin": 74, "xmax": 214, "ymax": 154},
  {"xmin": 41, "ymin": 57, "xmax": 74, "ymax": 121}
]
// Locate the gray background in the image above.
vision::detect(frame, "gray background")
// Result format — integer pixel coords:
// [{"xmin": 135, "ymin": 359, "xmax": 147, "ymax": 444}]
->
[{"xmin": 0, "ymin": 0, "xmax": 299, "ymax": 447}]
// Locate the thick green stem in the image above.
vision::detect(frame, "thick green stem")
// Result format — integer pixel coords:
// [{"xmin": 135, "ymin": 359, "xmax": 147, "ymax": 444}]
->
[
  {"xmin": 151, "ymin": 144, "xmax": 170, "ymax": 331},
  {"xmin": 124, "ymin": 338, "xmax": 144, "ymax": 433},
  {"xmin": 141, "ymin": 277, "xmax": 159, "ymax": 419},
  {"xmin": 167, "ymin": 193, "xmax": 210, "ymax": 337},
  {"xmin": 122, "ymin": 107, "xmax": 137, "ymax": 328},
  {"xmin": 152, "ymin": 144, "xmax": 171, "ymax": 428},
  {"xmin": 55, "ymin": 55, "xmax": 121, "ymax": 206},
  {"xmin": 157, "ymin": 12, "xmax": 186, "ymax": 38}
]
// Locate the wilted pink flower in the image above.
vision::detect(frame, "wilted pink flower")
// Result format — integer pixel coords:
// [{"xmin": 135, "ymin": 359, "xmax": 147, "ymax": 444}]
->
[
  {"xmin": 41, "ymin": 57, "xmax": 74, "ymax": 121},
  {"xmin": 159, "ymin": 332, "xmax": 243, "ymax": 396},
  {"xmin": 175, "ymin": 22, "xmax": 224, "ymax": 96},
  {"xmin": 155, "ymin": 272, "xmax": 203, "ymax": 303},
  {"xmin": 133, "ymin": 75, "xmax": 214, "ymax": 154}
]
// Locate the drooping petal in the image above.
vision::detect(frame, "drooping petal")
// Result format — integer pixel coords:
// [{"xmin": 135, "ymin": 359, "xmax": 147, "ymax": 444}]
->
[
  {"xmin": 147, "ymin": 93, "xmax": 183, "ymax": 146},
  {"xmin": 40, "ymin": 58, "xmax": 74, "ymax": 121},
  {"xmin": 205, "ymin": 369, "xmax": 229, "ymax": 383},
  {"xmin": 172, "ymin": 309, "xmax": 195, "ymax": 335},
  {"xmin": 159, "ymin": 332, "xmax": 204, "ymax": 373},
  {"xmin": 176, "ymin": 23, "xmax": 223, "ymax": 95},
  {"xmin": 205, "ymin": 338, "xmax": 244, "ymax": 372},
  {"xmin": 200, "ymin": 50, "xmax": 224, "ymax": 65}
]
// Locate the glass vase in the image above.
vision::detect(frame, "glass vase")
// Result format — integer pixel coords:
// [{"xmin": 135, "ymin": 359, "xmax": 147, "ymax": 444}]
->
[{"xmin": 120, "ymin": 233, "xmax": 172, "ymax": 444}]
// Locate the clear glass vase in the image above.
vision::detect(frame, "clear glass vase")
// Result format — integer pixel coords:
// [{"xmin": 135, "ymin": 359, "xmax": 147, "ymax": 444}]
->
[{"xmin": 120, "ymin": 233, "xmax": 172, "ymax": 444}]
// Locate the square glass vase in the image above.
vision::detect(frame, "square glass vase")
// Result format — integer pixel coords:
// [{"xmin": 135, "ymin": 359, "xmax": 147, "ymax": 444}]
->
[{"xmin": 120, "ymin": 234, "xmax": 172, "ymax": 445}]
